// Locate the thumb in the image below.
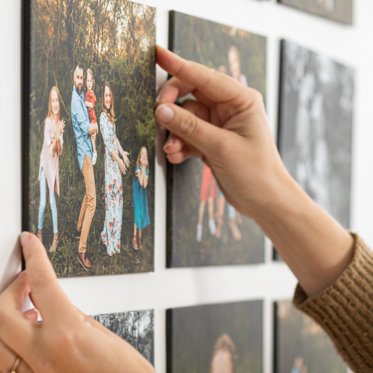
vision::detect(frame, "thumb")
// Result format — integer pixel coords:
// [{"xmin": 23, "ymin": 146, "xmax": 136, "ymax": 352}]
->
[{"xmin": 155, "ymin": 103, "xmax": 223, "ymax": 155}]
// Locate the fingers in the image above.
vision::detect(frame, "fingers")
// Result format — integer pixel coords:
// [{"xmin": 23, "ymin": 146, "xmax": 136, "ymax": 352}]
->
[
  {"xmin": 156, "ymin": 46, "xmax": 243, "ymax": 103},
  {"xmin": 155, "ymin": 103, "xmax": 224, "ymax": 156},
  {"xmin": 20, "ymin": 233, "xmax": 73, "ymax": 322},
  {"xmin": 0, "ymin": 273, "xmax": 35, "ymax": 361},
  {"xmin": 0, "ymin": 340, "xmax": 33, "ymax": 373}
]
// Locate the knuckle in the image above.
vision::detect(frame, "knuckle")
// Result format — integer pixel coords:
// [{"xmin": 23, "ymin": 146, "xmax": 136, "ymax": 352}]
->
[
  {"xmin": 250, "ymin": 88, "xmax": 264, "ymax": 106},
  {"xmin": 179, "ymin": 113, "xmax": 198, "ymax": 138}
]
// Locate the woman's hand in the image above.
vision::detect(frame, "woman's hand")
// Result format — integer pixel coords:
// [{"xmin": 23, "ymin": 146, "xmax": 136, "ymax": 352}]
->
[
  {"xmin": 0, "ymin": 233, "xmax": 155, "ymax": 373},
  {"xmin": 155, "ymin": 46, "xmax": 287, "ymax": 220},
  {"xmin": 121, "ymin": 150, "xmax": 130, "ymax": 168},
  {"xmin": 118, "ymin": 158, "xmax": 127, "ymax": 175},
  {"xmin": 155, "ymin": 46, "xmax": 353, "ymax": 297}
]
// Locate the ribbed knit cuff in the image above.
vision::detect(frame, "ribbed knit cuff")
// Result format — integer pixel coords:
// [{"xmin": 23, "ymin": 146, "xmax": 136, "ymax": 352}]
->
[{"xmin": 293, "ymin": 233, "xmax": 373, "ymax": 373}]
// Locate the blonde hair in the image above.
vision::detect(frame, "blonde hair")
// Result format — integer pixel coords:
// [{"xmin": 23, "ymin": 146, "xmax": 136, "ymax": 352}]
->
[
  {"xmin": 46, "ymin": 86, "xmax": 61, "ymax": 122},
  {"xmin": 136, "ymin": 146, "xmax": 149, "ymax": 167},
  {"xmin": 102, "ymin": 81, "xmax": 115, "ymax": 123},
  {"xmin": 86, "ymin": 68, "xmax": 95, "ymax": 87},
  {"xmin": 210, "ymin": 334, "xmax": 236, "ymax": 372}
]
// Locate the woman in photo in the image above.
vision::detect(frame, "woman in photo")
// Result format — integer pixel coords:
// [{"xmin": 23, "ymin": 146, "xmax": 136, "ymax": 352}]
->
[
  {"xmin": 100, "ymin": 82, "xmax": 130, "ymax": 256},
  {"xmin": 132, "ymin": 146, "xmax": 151, "ymax": 250},
  {"xmin": 37, "ymin": 86, "xmax": 65, "ymax": 253}
]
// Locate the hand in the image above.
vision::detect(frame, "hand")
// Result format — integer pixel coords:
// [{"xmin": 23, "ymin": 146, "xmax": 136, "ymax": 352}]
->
[
  {"xmin": 155, "ymin": 46, "xmax": 288, "ymax": 219},
  {"xmin": 121, "ymin": 151, "xmax": 130, "ymax": 168},
  {"xmin": 155, "ymin": 47, "xmax": 354, "ymax": 298},
  {"xmin": 118, "ymin": 159, "xmax": 127, "ymax": 175},
  {"xmin": 89, "ymin": 122, "xmax": 98, "ymax": 137},
  {"xmin": 0, "ymin": 233, "xmax": 155, "ymax": 373},
  {"xmin": 86, "ymin": 101, "xmax": 94, "ymax": 109},
  {"xmin": 56, "ymin": 120, "xmax": 65, "ymax": 139}
]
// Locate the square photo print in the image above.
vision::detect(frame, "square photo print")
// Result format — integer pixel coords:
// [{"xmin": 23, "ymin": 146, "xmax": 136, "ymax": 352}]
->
[
  {"xmin": 23, "ymin": 0, "xmax": 156, "ymax": 277},
  {"xmin": 278, "ymin": 0, "xmax": 353, "ymax": 24},
  {"xmin": 167, "ymin": 11, "xmax": 266, "ymax": 267},
  {"xmin": 278, "ymin": 40, "xmax": 354, "ymax": 230},
  {"xmin": 274, "ymin": 300, "xmax": 347, "ymax": 372},
  {"xmin": 93, "ymin": 309, "xmax": 154, "ymax": 364},
  {"xmin": 167, "ymin": 300, "xmax": 263, "ymax": 373}
]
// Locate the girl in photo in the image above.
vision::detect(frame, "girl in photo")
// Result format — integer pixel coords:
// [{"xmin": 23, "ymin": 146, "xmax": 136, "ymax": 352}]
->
[
  {"xmin": 132, "ymin": 146, "xmax": 151, "ymax": 250},
  {"xmin": 210, "ymin": 334, "xmax": 236, "ymax": 373},
  {"xmin": 85, "ymin": 68, "xmax": 98, "ymax": 165},
  {"xmin": 100, "ymin": 82, "xmax": 130, "ymax": 256},
  {"xmin": 37, "ymin": 86, "xmax": 65, "ymax": 253}
]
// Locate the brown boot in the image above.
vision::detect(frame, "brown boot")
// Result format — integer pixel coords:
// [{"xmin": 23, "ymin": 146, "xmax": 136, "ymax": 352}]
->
[
  {"xmin": 49, "ymin": 233, "xmax": 59, "ymax": 253},
  {"xmin": 37, "ymin": 229, "xmax": 43, "ymax": 242},
  {"xmin": 77, "ymin": 253, "xmax": 92, "ymax": 270}
]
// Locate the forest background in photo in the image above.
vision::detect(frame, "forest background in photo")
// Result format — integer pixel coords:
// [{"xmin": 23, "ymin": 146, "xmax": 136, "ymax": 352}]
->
[
  {"xmin": 168, "ymin": 300, "xmax": 263, "ymax": 373},
  {"xmin": 93, "ymin": 310, "xmax": 154, "ymax": 364},
  {"xmin": 25, "ymin": 0, "xmax": 156, "ymax": 277},
  {"xmin": 168, "ymin": 12, "xmax": 266, "ymax": 267}
]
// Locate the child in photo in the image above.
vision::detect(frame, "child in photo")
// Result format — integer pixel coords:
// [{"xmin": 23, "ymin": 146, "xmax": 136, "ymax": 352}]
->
[
  {"xmin": 210, "ymin": 334, "xmax": 236, "ymax": 373},
  {"xmin": 85, "ymin": 68, "xmax": 98, "ymax": 165},
  {"xmin": 196, "ymin": 164, "xmax": 218, "ymax": 242},
  {"xmin": 37, "ymin": 86, "xmax": 65, "ymax": 253},
  {"xmin": 132, "ymin": 146, "xmax": 151, "ymax": 250}
]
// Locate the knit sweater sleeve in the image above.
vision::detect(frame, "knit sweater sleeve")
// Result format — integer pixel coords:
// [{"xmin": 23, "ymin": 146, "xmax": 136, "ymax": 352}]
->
[{"xmin": 293, "ymin": 234, "xmax": 373, "ymax": 373}]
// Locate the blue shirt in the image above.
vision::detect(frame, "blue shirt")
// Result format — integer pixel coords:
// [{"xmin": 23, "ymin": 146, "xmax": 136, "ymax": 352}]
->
[{"xmin": 71, "ymin": 88, "xmax": 93, "ymax": 170}]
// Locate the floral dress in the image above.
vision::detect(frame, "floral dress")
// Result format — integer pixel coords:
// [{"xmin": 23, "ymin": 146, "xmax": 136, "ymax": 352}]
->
[{"xmin": 100, "ymin": 112, "xmax": 123, "ymax": 256}]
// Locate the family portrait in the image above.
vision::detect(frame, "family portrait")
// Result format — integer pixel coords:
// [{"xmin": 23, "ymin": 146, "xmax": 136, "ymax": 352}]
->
[
  {"xmin": 93, "ymin": 310, "xmax": 154, "ymax": 364},
  {"xmin": 278, "ymin": 40, "xmax": 354, "ymax": 229},
  {"xmin": 274, "ymin": 300, "xmax": 346, "ymax": 373},
  {"xmin": 23, "ymin": 0, "xmax": 156, "ymax": 277},
  {"xmin": 167, "ymin": 300, "xmax": 263, "ymax": 372},
  {"xmin": 167, "ymin": 11, "xmax": 266, "ymax": 267},
  {"xmin": 278, "ymin": 0, "xmax": 353, "ymax": 24}
]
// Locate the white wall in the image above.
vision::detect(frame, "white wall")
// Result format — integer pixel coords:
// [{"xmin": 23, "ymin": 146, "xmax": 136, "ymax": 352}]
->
[{"xmin": 1, "ymin": 0, "xmax": 372, "ymax": 372}]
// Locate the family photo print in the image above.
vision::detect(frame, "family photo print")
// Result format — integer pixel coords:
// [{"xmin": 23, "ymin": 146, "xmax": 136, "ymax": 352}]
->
[
  {"xmin": 23, "ymin": 0, "xmax": 156, "ymax": 277},
  {"xmin": 167, "ymin": 11, "xmax": 266, "ymax": 268}
]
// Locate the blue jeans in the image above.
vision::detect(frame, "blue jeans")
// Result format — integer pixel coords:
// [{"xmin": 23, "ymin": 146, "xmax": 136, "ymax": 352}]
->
[{"xmin": 38, "ymin": 168, "xmax": 58, "ymax": 233}]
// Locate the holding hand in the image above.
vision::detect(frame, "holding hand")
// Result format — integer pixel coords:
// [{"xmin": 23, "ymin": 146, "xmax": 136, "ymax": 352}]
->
[
  {"xmin": 121, "ymin": 150, "xmax": 130, "ymax": 168},
  {"xmin": 118, "ymin": 158, "xmax": 127, "ymax": 175},
  {"xmin": 155, "ymin": 46, "xmax": 287, "ymax": 220},
  {"xmin": 155, "ymin": 46, "xmax": 353, "ymax": 298},
  {"xmin": 0, "ymin": 233, "xmax": 155, "ymax": 373}
]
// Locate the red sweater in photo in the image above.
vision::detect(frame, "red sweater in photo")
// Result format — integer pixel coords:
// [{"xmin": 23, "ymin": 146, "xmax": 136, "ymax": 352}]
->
[{"xmin": 86, "ymin": 90, "xmax": 97, "ymax": 123}]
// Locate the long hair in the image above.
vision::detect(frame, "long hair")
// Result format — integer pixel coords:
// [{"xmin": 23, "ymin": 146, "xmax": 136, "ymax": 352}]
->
[
  {"xmin": 46, "ymin": 86, "xmax": 61, "ymax": 122},
  {"xmin": 102, "ymin": 81, "xmax": 115, "ymax": 123},
  {"xmin": 136, "ymin": 146, "xmax": 149, "ymax": 168}
]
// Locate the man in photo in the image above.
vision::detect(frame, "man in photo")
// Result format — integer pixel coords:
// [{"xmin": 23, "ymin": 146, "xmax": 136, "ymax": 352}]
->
[{"xmin": 71, "ymin": 64, "xmax": 98, "ymax": 270}]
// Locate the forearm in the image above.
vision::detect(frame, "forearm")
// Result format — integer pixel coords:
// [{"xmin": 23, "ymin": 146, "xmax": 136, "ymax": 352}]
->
[
  {"xmin": 116, "ymin": 137, "xmax": 124, "ymax": 154},
  {"xmin": 253, "ymin": 168, "xmax": 354, "ymax": 297},
  {"xmin": 110, "ymin": 149, "xmax": 121, "ymax": 164}
]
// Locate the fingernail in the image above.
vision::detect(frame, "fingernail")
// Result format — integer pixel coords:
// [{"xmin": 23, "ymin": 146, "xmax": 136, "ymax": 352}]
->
[
  {"xmin": 155, "ymin": 104, "xmax": 174, "ymax": 124},
  {"xmin": 163, "ymin": 135, "xmax": 175, "ymax": 150},
  {"xmin": 20, "ymin": 231, "xmax": 31, "ymax": 245},
  {"xmin": 156, "ymin": 91, "xmax": 164, "ymax": 103}
]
